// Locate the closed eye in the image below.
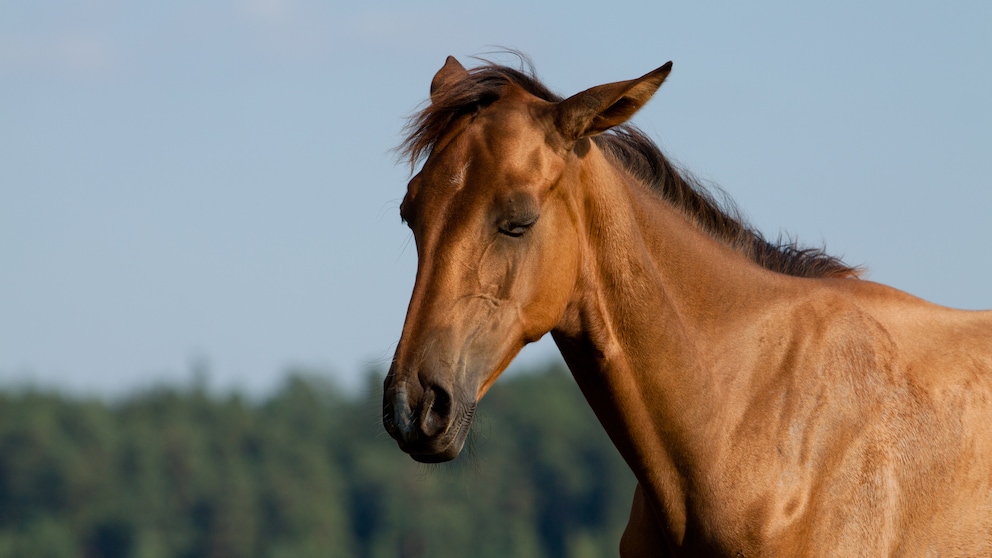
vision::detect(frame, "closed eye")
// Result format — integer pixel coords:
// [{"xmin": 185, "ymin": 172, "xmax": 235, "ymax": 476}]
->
[{"xmin": 498, "ymin": 215, "xmax": 539, "ymax": 237}]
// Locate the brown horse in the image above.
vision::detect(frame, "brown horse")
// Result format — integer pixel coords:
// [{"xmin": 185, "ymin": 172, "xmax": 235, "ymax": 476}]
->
[{"xmin": 382, "ymin": 56, "xmax": 992, "ymax": 556}]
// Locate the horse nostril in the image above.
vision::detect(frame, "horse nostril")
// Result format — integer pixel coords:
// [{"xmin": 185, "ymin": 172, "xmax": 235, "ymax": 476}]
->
[
  {"xmin": 383, "ymin": 375, "xmax": 421, "ymax": 441},
  {"xmin": 418, "ymin": 385, "xmax": 452, "ymax": 438}
]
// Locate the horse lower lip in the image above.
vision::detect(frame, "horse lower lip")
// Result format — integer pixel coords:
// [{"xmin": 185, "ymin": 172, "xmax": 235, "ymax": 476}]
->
[
  {"xmin": 404, "ymin": 422, "xmax": 467, "ymax": 463},
  {"xmin": 411, "ymin": 449, "xmax": 458, "ymax": 464}
]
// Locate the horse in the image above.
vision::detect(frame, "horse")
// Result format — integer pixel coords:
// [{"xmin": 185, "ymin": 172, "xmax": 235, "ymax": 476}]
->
[{"xmin": 381, "ymin": 55, "xmax": 992, "ymax": 556}]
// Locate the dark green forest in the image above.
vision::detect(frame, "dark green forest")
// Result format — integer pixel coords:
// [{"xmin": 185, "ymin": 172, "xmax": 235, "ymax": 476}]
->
[{"xmin": 0, "ymin": 364, "xmax": 635, "ymax": 557}]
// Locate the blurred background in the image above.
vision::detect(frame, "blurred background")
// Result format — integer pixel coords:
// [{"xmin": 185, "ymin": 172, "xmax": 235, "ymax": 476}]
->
[
  {"xmin": 2, "ymin": 0, "xmax": 990, "ymax": 396},
  {"xmin": 1, "ymin": 1, "xmax": 990, "ymax": 556}
]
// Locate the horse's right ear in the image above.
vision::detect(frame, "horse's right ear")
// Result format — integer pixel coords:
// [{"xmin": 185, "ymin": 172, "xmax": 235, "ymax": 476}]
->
[
  {"xmin": 431, "ymin": 56, "xmax": 468, "ymax": 100},
  {"xmin": 554, "ymin": 62, "xmax": 672, "ymax": 143}
]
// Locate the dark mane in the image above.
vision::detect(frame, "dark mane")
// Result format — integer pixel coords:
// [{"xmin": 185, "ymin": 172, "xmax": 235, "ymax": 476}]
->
[{"xmin": 399, "ymin": 61, "xmax": 860, "ymax": 280}]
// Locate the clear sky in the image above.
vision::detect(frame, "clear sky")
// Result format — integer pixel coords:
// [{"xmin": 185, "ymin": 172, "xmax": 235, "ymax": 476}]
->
[{"xmin": 2, "ymin": 1, "xmax": 990, "ymax": 396}]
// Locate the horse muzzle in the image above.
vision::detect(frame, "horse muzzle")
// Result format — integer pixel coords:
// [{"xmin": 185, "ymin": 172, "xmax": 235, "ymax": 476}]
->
[{"xmin": 382, "ymin": 371, "xmax": 476, "ymax": 463}]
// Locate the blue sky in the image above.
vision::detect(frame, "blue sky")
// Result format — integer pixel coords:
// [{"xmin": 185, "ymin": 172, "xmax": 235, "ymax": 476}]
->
[{"xmin": 2, "ymin": 1, "xmax": 990, "ymax": 396}]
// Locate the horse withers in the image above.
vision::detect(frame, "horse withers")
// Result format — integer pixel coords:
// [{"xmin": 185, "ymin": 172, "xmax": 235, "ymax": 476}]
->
[{"xmin": 382, "ymin": 55, "xmax": 992, "ymax": 556}]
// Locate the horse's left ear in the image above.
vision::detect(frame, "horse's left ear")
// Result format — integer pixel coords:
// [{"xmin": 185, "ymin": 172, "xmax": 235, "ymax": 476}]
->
[
  {"xmin": 431, "ymin": 56, "xmax": 469, "ymax": 100},
  {"xmin": 555, "ymin": 61, "xmax": 673, "ymax": 142}
]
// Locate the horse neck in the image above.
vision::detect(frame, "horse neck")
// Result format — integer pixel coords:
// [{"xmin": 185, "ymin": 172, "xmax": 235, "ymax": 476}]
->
[{"xmin": 551, "ymin": 144, "xmax": 791, "ymax": 535}]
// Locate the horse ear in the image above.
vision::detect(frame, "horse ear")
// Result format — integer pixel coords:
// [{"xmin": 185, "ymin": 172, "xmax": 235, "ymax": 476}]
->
[
  {"xmin": 555, "ymin": 61, "xmax": 673, "ymax": 142},
  {"xmin": 431, "ymin": 56, "xmax": 469, "ymax": 100}
]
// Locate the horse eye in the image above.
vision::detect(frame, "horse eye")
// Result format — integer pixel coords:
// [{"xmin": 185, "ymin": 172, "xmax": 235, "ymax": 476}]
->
[
  {"xmin": 399, "ymin": 195, "xmax": 415, "ymax": 227},
  {"xmin": 498, "ymin": 215, "xmax": 539, "ymax": 237}
]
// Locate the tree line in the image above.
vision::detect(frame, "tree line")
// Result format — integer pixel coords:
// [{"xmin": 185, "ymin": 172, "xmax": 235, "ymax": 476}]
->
[{"xmin": 0, "ymin": 364, "xmax": 635, "ymax": 557}]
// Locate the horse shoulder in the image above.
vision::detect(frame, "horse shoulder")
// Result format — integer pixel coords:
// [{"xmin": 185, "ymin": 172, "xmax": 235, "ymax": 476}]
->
[
  {"xmin": 771, "ymin": 280, "xmax": 992, "ymax": 552},
  {"xmin": 703, "ymin": 281, "xmax": 991, "ymax": 554}
]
